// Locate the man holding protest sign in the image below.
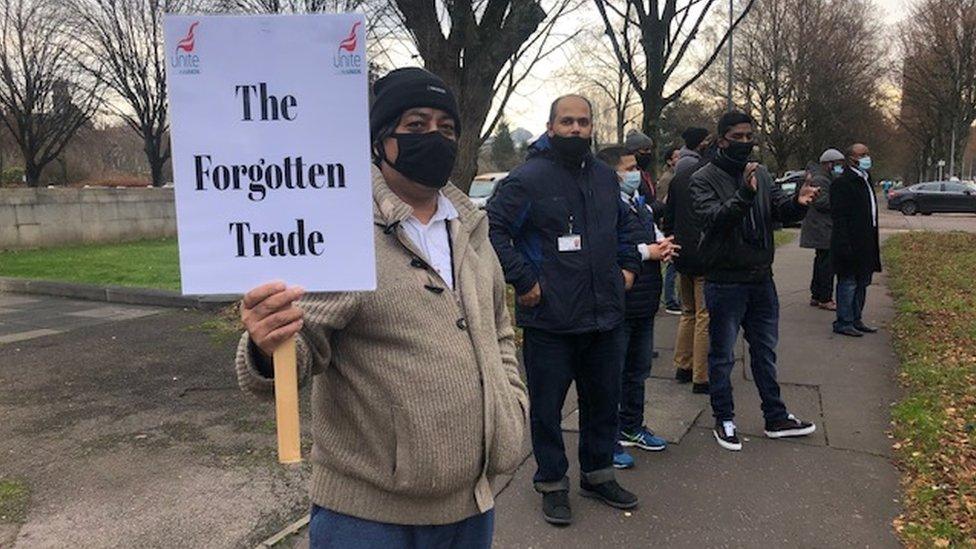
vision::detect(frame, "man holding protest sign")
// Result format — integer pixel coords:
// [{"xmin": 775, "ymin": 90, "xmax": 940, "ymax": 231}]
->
[{"xmin": 236, "ymin": 67, "xmax": 528, "ymax": 547}]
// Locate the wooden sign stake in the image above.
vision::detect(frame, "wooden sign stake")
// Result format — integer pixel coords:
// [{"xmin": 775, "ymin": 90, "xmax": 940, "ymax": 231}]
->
[{"xmin": 273, "ymin": 335, "xmax": 302, "ymax": 464}]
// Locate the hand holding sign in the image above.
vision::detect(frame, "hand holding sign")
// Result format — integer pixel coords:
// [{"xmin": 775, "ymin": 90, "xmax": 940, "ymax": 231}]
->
[
  {"xmin": 241, "ymin": 282, "xmax": 305, "ymax": 359},
  {"xmin": 165, "ymin": 14, "xmax": 374, "ymax": 464}
]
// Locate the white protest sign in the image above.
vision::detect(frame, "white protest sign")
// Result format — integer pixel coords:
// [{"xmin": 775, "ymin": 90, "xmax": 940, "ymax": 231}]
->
[{"xmin": 164, "ymin": 14, "xmax": 375, "ymax": 295}]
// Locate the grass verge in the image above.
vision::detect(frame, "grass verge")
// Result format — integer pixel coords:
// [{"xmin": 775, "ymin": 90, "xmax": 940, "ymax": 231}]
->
[
  {"xmin": 883, "ymin": 231, "xmax": 976, "ymax": 546},
  {"xmin": 0, "ymin": 238, "xmax": 179, "ymax": 291},
  {"xmin": 0, "ymin": 477, "xmax": 30, "ymax": 523},
  {"xmin": 774, "ymin": 228, "xmax": 798, "ymax": 248}
]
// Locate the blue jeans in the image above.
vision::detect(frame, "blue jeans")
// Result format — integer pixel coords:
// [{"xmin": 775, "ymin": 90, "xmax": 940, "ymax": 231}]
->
[
  {"xmin": 834, "ymin": 273, "xmax": 872, "ymax": 331},
  {"xmin": 522, "ymin": 326, "xmax": 625, "ymax": 491},
  {"xmin": 309, "ymin": 505, "xmax": 494, "ymax": 549},
  {"xmin": 618, "ymin": 316, "xmax": 654, "ymax": 434},
  {"xmin": 663, "ymin": 262, "xmax": 680, "ymax": 309},
  {"xmin": 703, "ymin": 279, "xmax": 788, "ymax": 423}
]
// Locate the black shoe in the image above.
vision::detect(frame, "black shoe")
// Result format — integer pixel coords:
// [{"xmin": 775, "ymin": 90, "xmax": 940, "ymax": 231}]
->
[
  {"xmin": 579, "ymin": 479, "xmax": 639, "ymax": 510},
  {"xmin": 692, "ymin": 382, "xmax": 710, "ymax": 394},
  {"xmin": 833, "ymin": 326, "xmax": 863, "ymax": 337},
  {"xmin": 854, "ymin": 323, "xmax": 878, "ymax": 333},
  {"xmin": 713, "ymin": 420, "xmax": 742, "ymax": 451},
  {"xmin": 652, "ymin": 350, "xmax": 660, "ymax": 359},
  {"xmin": 665, "ymin": 306, "xmax": 682, "ymax": 315},
  {"xmin": 764, "ymin": 414, "xmax": 816, "ymax": 438},
  {"xmin": 541, "ymin": 490, "xmax": 572, "ymax": 525},
  {"xmin": 675, "ymin": 368, "xmax": 693, "ymax": 384}
]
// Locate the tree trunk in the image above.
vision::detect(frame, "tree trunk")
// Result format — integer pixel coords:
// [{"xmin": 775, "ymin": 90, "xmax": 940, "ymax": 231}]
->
[
  {"xmin": 24, "ymin": 159, "xmax": 42, "ymax": 187},
  {"xmin": 145, "ymin": 136, "xmax": 166, "ymax": 187},
  {"xmin": 640, "ymin": 98, "xmax": 664, "ymax": 179}
]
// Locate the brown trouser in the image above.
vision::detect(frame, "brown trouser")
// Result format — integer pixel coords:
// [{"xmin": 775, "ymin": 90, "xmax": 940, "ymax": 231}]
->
[{"xmin": 674, "ymin": 273, "xmax": 709, "ymax": 383}]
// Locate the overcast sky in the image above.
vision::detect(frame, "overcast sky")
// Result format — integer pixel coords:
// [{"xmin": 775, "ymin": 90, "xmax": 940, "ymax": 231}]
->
[{"xmin": 500, "ymin": 0, "xmax": 916, "ymax": 135}]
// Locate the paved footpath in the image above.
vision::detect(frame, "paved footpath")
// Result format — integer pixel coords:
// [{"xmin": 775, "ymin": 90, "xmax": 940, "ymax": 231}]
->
[
  {"xmin": 278, "ymin": 235, "xmax": 902, "ymax": 548},
  {"xmin": 490, "ymin": 238, "xmax": 902, "ymax": 548}
]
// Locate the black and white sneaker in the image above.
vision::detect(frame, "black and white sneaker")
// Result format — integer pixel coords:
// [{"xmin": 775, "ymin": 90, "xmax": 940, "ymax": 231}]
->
[
  {"xmin": 713, "ymin": 420, "xmax": 742, "ymax": 451},
  {"xmin": 764, "ymin": 414, "xmax": 816, "ymax": 438}
]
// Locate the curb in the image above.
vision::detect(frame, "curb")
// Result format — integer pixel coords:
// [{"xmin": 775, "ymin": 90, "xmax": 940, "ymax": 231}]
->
[
  {"xmin": 255, "ymin": 514, "xmax": 309, "ymax": 548},
  {"xmin": 0, "ymin": 277, "xmax": 238, "ymax": 310}
]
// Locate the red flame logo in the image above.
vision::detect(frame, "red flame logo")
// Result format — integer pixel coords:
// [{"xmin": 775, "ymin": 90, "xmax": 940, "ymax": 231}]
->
[
  {"xmin": 176, "ymin": 22, "xmax": 199, "ymax": 53},
  {"xmin": 338, "ymin": 21, "xmax": 361, "ymax": 53}
]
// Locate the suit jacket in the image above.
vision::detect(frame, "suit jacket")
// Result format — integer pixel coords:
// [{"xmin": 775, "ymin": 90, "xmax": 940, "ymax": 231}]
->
[{"xmin": 829, "ymin": 167, "xmax": 882, "ymax": 276}]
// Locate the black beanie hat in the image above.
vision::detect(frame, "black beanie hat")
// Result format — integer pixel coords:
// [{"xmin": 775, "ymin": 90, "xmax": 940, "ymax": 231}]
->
[
  {"xmin": 369, "ymin": 67, "xmax": 461, "ymax": 138},
  {"xmin": 681, "ymin": 127, "xmax": 709, "ymax": 149}
]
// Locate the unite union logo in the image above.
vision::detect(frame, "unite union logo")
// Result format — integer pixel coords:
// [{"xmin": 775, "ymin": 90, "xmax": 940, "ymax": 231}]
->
[
  {"xmin": 171, "ymin": 21, "xmax": 201, "ymax": 75},
  {"xmin": 333, "ymin": 21, "xmax": 363, "ymax": 75}
]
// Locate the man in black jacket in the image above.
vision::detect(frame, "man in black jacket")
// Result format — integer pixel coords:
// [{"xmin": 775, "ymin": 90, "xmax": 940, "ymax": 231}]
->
[
  {"xmin": 663, "ymin": 140, "xmax": 712, "ymax": 394},
  {"xmin": 830, "ymin": 143, "xmax": 882, "ymax": 337},
  {"xmin": 488, "ymin": 95, "xmax": 642, "ymax": 525},
  {"xmin": 690, "ymin": 111, "xmax": 820, "ymax": 451}
]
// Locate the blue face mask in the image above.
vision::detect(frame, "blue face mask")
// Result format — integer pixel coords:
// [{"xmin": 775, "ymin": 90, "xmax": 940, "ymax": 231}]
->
[
  {"xmin": 619, "ymin": 171, "xmax": 641, "ymax": 195},
  {"xmin": 858, "ymin": 156, "xmax": 872, "ymax": 171},
  {"xmin": 832, "ymin": 164, "xmax": 844, "ymax": 176}
]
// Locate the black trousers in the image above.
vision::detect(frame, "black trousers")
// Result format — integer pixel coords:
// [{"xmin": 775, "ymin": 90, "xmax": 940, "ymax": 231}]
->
[
  {"xmin": 810, "ymin": 248, "xmax": 835, "ymax": 302},
  {"xmin": 522, "ymin": 326, "xmax": 625, "ymax": 491}
]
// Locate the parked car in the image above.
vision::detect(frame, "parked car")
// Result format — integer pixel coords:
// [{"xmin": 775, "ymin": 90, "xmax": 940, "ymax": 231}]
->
[
  {"xmin": 468, "ymin": 172, "xmax": 507, "ymax": 209},
  {"xmin": 887, "ymin": 180, "xmax": 976, "ymax": 215}
]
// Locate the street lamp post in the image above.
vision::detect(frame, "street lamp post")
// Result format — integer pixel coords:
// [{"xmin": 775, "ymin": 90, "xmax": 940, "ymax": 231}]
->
[{"xmin": 726, "ymin": 0, "xmax": 734, "ymax": 112}]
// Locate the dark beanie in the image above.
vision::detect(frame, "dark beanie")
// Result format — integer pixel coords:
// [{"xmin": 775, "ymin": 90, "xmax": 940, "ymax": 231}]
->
[
  {"xmin": 681, "ymin": 127, "xmax": 709, "ymax": 149},
  {"xmin": 717, "ymin": 111, "xmax": 753, "ymax": 138},
  {"xmin": 369, "ymin": 67, "xmax": 461, "ymax": 138}
]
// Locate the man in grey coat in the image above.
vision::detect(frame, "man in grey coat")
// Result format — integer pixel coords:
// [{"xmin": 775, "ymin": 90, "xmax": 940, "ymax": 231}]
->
[{"xmin": 800, "ymin": 149, "xmax": 845, "ymax": 310}]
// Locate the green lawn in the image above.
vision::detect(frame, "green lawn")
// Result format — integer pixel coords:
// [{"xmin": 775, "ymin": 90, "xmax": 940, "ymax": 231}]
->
[
  {"xmin": 0, "ymin": 238, "xmax": 180, "ymax": 291},
  {"xmin": 774, "ymin": 228, "xmax": 798, "ymax": 248},
  {"xmin": 0, "ymin": 477, "xmax": 29, "ymax": 523},
  {"xmin": 883, "ymin": 232, "xmax": 976, "ymax": 546}
]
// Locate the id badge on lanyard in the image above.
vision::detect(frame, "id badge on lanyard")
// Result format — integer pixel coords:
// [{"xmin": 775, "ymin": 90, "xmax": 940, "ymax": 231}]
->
[{"xmin": 558, "ymin": 214, "xmax": 582, "ymax": 252}]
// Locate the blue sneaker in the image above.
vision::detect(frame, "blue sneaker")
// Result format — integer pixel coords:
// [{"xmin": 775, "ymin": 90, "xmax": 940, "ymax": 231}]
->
[
  {"xmin": 612, "ymin": 443, "xmax": 634, "ymax": 469},
  {"xmin": 620, "ymin": 427, "xmax": 667, "ymax": 451}
]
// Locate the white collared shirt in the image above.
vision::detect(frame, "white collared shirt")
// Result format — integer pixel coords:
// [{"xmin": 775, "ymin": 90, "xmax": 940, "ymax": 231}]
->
[
  {"xmin": 622, "ymin": 190, "xmax": 665, "ymax": 261},
  {"xmin": 851, "ymin": 167, "xmax": 878, "ymax": 227},
  {"xmin": 402, "ymin": 192, "xmax": 459, "ymax": 290}
]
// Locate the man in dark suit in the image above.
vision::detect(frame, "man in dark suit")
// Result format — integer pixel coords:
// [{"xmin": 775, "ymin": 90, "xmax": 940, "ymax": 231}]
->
[{"xmin": 830, "ymin": 143, "xmax": 882, "ymax": 337}]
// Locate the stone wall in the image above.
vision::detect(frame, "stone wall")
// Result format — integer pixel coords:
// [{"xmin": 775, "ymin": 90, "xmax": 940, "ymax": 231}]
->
[{"xmin": 0, "ymin": 187, "xmax": 176, "ymax": 249}]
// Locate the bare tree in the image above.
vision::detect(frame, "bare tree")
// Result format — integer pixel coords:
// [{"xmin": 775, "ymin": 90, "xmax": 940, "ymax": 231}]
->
[
  {"xmin": 696, "ymin": 0, "xmax": 886, "ymax": 173},
  {"xmin": 0, "ymin": 0, "xmax": 102, "ymax": 186},
  {"xmin": 558, "ymin": 30, "xmax": 643, "ymax": 144},
  {"xmin": 69, "ymin": 0, "xmax": 189, "ymax": 187},
  {"xmin": 593, "ymin": 0, "xmax": 756, "ymax": 169},
  {"xmin": 394, "ymin": 0, "xmax": 580, "ymax": 192},
  {"xmin": 897, "ymin": 0, "xmax": 976, "ymax": 180}
]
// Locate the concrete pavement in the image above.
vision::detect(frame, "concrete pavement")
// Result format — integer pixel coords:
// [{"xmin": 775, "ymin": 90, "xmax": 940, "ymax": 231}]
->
[{"xmin": 489, "ymin": 238, "xmax": 902, "ymax": 548}]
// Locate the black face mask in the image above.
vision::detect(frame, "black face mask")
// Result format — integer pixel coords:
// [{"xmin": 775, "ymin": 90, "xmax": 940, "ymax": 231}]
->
[
  {"xmin": 389, "ymin": 132, "xmax": 458, "ymax": 189},
  {"xmin": 635, "ymin": 153, "xmax": 653, "ymax": 171},
  {"xmin": 550, "ymin": 135, "xmax": 592, "ymax": 164},
  {"xmin": 720, "ymin": 140, "xmax": 756, "ymax": 165}
]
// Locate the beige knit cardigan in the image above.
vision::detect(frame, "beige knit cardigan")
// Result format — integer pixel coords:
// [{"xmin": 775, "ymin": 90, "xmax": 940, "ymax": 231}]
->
[{"xmin": 235, "ymin": 165, "xmax": 528, "ymax": 525}]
